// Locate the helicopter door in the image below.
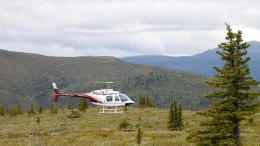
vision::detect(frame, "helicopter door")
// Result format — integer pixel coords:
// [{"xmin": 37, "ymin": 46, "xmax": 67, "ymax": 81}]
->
[
  {"xmin": 114, "ymin": 95, "xmax": 121, "ymax": 106},
  {"xmin": 114, "ymin": 95, "xmax": 120, "ymax": 102}
]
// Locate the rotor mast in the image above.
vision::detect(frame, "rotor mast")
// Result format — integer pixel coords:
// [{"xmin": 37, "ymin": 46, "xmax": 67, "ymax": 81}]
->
[{"xmin": 97, "ymin": 81, "xmax": 115, "ymax": 89}]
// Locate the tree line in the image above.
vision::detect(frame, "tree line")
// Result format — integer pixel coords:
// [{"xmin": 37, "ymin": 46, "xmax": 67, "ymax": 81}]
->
[{"xmin": 0, "ymin": 97, "xmax": 88, "ymax": 116}]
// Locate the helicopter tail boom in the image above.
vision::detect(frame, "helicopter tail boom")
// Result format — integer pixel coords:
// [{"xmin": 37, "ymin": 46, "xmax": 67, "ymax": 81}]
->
[{"xmin": 52, "ymin": 82, "xmax": 60, "ymax": 102}]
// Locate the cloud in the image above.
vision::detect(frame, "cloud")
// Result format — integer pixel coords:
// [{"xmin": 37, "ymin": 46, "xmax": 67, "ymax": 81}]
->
[{"xmin": 0, "ymin": 0, "xmax": 260, "ymax": 57}]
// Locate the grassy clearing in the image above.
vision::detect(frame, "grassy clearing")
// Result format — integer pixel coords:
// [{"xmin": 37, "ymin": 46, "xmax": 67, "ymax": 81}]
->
[{"xmin": 0, "ymin": 108, "xmax": 259, "ymax": 146}]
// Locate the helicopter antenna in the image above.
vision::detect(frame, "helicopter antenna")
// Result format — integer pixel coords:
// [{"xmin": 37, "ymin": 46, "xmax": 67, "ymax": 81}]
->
[{"xmin": 96, "ymin": 81, "xmax": 115, "ymax": 89}]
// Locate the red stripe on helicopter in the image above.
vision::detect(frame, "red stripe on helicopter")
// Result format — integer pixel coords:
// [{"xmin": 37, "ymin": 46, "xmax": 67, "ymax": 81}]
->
[{"xmin": 88, "ymin": 96, "xmax": 102, "ymax": 103}]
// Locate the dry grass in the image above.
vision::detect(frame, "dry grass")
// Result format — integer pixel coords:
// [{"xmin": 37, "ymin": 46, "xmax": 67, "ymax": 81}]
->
[{"xmin": 0, "ymin": 108, "xmax": 259, "ymax": 146}]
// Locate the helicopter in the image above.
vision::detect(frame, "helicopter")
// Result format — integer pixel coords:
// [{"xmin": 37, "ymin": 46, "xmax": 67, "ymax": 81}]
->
[{"xmin": 52, "ymin": 82, "xmax": 135, "ymax": 113}]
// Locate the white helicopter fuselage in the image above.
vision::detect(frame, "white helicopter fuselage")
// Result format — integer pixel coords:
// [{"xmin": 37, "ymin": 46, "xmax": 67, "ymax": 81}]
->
[
  {"xmin": 87, "ymin": 89, "xmax": 134, "ymax": 107},
  {"xmin": 52, "ymin": 82, "xmax": 134, "ymax": 107}
]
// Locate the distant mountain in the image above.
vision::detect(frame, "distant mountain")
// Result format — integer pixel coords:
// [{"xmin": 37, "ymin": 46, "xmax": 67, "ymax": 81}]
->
[
  {"xmin": 121, "ymin": 41, "xmax": 260, "ymax": 80},
  {"xmin": 0, "ymin": 49, "xmax": 211, "ymax": 110}
]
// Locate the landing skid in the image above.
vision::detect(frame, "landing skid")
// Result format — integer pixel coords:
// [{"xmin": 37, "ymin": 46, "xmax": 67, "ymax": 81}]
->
[{"xmin": 99, "ymin": 106, "xmax": 123, "ymax": 114}]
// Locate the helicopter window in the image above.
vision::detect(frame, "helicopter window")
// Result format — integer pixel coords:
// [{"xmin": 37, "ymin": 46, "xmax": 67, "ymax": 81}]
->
[
  {"xmin": 119, "ymin": 94, "xmax": 130, "ymax": 102},
  {"xmin": 115, "ymin": 95, "xmax": 120, "ymax": 101},
  {"xmin": 106, "ymin": 96, "xmax": 113, "ymax": 102}
]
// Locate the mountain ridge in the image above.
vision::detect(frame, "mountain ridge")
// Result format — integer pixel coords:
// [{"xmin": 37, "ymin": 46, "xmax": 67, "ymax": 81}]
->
[{"xmin": 121, "ymin": 41, "xmax": 260, "ymax": 80}]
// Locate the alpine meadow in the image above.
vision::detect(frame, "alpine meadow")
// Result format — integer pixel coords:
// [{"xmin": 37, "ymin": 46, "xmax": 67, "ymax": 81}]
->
[{"xmin": 0, "ymin": 24, "xmax": 260, "ymax": 146}]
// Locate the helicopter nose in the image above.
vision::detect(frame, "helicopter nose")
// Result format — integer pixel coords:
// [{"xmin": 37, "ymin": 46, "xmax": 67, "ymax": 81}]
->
[{"xmin": 125, "ymin": 100, "xmax": 135, "ymax": 106}]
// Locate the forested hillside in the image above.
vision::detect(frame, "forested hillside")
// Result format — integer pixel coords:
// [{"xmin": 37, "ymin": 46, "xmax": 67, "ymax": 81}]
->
[{"xmin": 0, "ymin": 49, "xmax": 210, "ymax": 109}]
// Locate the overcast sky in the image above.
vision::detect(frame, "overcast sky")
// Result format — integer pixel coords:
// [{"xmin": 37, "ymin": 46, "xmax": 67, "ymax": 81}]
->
[{"xmin": 0, "ymin": 0, "xmax": 260, "ymax": 57}]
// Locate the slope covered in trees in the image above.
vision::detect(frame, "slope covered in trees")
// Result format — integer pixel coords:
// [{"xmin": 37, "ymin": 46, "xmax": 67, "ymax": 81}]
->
[{"xmin": 0, "ymin": 49, "xmax": 210, "ymax": 109}]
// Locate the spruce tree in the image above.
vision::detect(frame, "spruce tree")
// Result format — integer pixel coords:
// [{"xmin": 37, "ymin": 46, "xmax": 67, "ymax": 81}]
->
[
  {"xmin": 0, "ymin": 103, "xmax": 4, "ymax": 116},
  {"xmin": 78, "ymin": 98, "xmax": 87, "ymax": 112},
  {"xmin": 187, "ymin": 24, "xmax": 260, "ymax": 146},
  {"xmin": 138, "ymin": 95, "xmax": 145, "ymax": 108},
  {"xmin": 38, "ymin": 105, "xmax": 43, "ymax": 114},
  {"xmin": 36, "ymin": 117, "xmax": 40, "ymax": 125},
  {"xmin": 173, "ymin": 100, "xmax": 179, "ymax": 130},
  {"xmin": 66, "ymin": 102, "xmax": 71, "ymax": 110},
  {"xmin": 177, "ymin": 102, "xmax": 184, "ymax": 131},
  {"xmin": 16, "ymin": 101, "xmax": 23, "ymax": 114},
  {"xmin": 5, "ymin": 107, "xmax": 9, "ymax": 115},
  {"xmin": 28, "ymin": 101, "xmax": 35, "ymax": 114},
  {"xmin": 168, "ymin": 100, "xmax": 174, "ymax": 130},
  {"xmin": 50, "ymin": 103, "xmax": 58, "ymax": 114},
  {"xmin": 50, "ymin": 103, "xmax": 54, "ymax": 114},
  {"xmin": 136, "ymin": 127, "xmax": 143, "ymax": 145},
  {"xmin": 168, "ymin": 100, "xmax": 178, "ymax": 131},
  {"xmin": 54, "ymin": 105, "xmax": 58, "ymax": 114},
  {"xmin": 146, "ymin": 95, "xmax": 155, "ymax": 108},
  {"xmin": 138, "ymin": 95, "xmax": 155, "ymax": 108},
  {"xmin": 61, "ymin": 106, "xmax": 64, "ymax": 112},
  {"xmin": 189, "ymin": 102, "xmax": 193, "ymax": 111}
]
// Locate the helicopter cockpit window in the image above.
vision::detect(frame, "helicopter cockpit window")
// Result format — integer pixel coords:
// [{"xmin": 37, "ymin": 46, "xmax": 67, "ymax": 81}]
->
[
  {"xmin": 106, "ymin": 96, "xmax": 113, "ymax": 102},
  {"xmin": 115, "ymin": 95, "xmax": 120, "ymax": 101},
  {"xmin": 119, "ymin": 94, "xmax": 130, "ymax": 102}
]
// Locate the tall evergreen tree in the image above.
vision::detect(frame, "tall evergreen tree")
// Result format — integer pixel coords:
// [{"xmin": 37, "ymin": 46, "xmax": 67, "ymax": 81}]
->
[
  {"xmin": 138, "ymin": 95, "xmax": 145, "ymax": 108},
  {"xmin": 0, "ymin": 103, "xmax": 4, "ymax": 116},
  {"xmin": 189, "ymin": 102, "xmax": 193, "ymax": 111},
  {"xmin": 28, "ymin": 101, "xmax": 35, "ymax": 114},
  {"xmin": 168, "ymin": 100, "xmax": 175, "ymax": 130},
  {"xmin": 187, "ymin": 24, "xmax": 260, "ymax": 146},
  {"xmin": 138, "ymin": 95, "xmax": 155, "ymax": 108},
  {"xmin": 38, "ymin": 105, "xmax": 43, "ymax": 114},
  {"xmin": 36, "ymin": 117, "xmax": 40, "ymax": 125},
  {"xmin": 177, "ymin": 102, "xmax": 184, "ymax": 131},
  {"xmin": 136, "ymin": 127, "xmax": 143, "ymax": 145},
  {"xmin": 16, "ymin": 101, "xmax": 23, "ymax": 114},
  {"xmin": 78, "ymin": 98, "xmax": 87, "ymax": 112},
  {"xmin": 50, "ymin": 103, "xmax": 58, "ymax": 114},
  {"xmin": 168, "ymin": 100, "xmax": 178, "ymax": 131},
  {"xmin": 66, "ymin": 102, "xmax": 71, "ymax": 110}
]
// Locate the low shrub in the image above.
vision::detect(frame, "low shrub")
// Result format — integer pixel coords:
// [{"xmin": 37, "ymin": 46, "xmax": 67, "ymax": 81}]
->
[{"xmin": 67, "ymin": 110, "xmax": 81, "ymax": 118}]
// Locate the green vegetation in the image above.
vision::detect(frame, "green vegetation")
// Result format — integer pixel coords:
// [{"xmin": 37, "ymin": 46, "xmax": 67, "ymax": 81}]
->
[
  {"xmin": 0, "ymin": 107, "xmax": 259, "ymax": 145},
  {"xmin": 66, "ymin": 102, "xmax": 71, "ymax": 110},
  {"xmin": 118, "ymin": 71, "xmax": 211, "ymax": 109},
  {"xmin": 138, "ymin": 95, "xmax": 155, "ymax": 108},
  {"xmin": 189, "ymin": 102, "xmax": 193, "ymax": 111},
  {"xmin": 38, "ymin": 105, "xmax": 43, "ymax": 114},
  {"xmin": 36, "ymin": 117, "xmax": 40, "ymax": 125},
  {"xmin": 0, "ymin": 25, "xmax": 259, "ymax": 146},
  {"xmin": 168, "ymin": 100, "xmax": 183, "ymax": 131},
  {"xmin": 77, "ymin": 98, "xmax": 88, "ymax": 112},
  {"xmin": 28, "ymin": 101, "xmax": 35, "ymax": 114},
  {"xmin": 7, "ymin": 101, "xmax": 23, "ymax": 116},
  {"xmin": 136, "ymin": 127, "xmax": 143, "ymax": 145},
  {"xmin": 0, "ymin": 103, "xmax": 4, "ymax": 116},
  {"xmin": 0, "ymin": 49, "xmax": 212, "ymax": 110},
  {"xmin": 178, "ymin": 102, "xmax": 184, "ymax": 131},
  {"xmin": 118, "ymin": 119, "xmax": 133, "ymax": 131},
  {"xmin": 50, "ymin": 103, "xmax": 58, "ymax": 114},
  {"xmin": 187, "ymin": 24, "xmax": 260, "ymax": 146},
  {"xmin": 67, "ymin": 110, "xmax": 81, "ymax": 118}
]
